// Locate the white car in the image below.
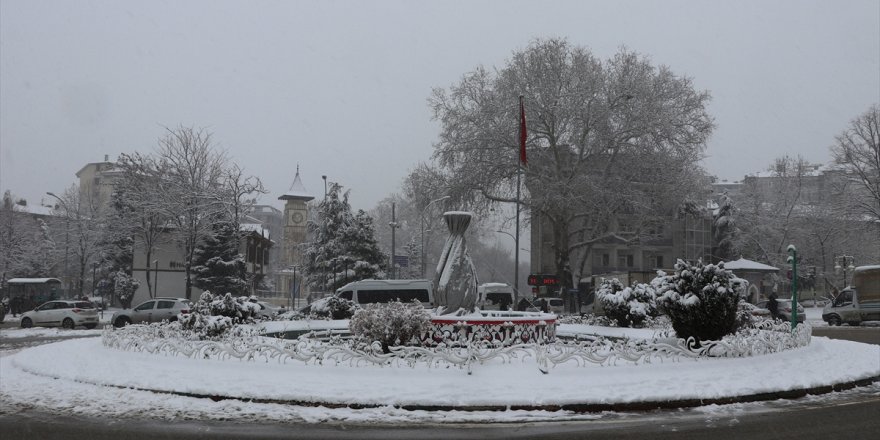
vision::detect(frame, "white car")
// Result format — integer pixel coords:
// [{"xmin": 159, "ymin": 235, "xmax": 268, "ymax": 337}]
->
[
  {"xmin": 112, "ymin": 297, "xmax": 193, "ymax": 327},
  {"xmin": 20, "ymin": 300, "xmax": 99, "ymax": 329}
]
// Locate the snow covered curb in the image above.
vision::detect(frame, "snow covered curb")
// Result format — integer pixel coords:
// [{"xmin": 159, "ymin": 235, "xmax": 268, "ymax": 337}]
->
[{"xmin": 3, "ymin": 336, "xmax": 877, "ymax": 416}]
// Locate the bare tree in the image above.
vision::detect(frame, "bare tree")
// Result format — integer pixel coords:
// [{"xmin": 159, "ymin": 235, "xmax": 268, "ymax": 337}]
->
[
  {"xmin": 156, "ymin": 126, "xmax": 229, "ymax": 300},
  {"xmin": 430, "ymin": 39, "xmax": 713, "ymax": 288},
  {"xmin": 831, "ymin": 104, "xmax": 880, "ymax": 224},
  {"xmin": 0, "ymin": 192, "xmax": 56, "ymax": 284},
  {"xmin": 51, "ymin": 184, "xmax": 104, "ymax": 297},
  {"xmin": 113, "ymin": 152, "xmax": 169, "ymax": 298}
]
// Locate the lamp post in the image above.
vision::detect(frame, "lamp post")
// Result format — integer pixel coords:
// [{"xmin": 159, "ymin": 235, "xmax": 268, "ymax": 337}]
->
[
  {"xmin": 46, "ymin": 192, "xmax": 71, "ymax": 298},
  {"xmin": 91, "ymin": 261, "xmax": 98, "ymax": 311},
  {"xmin": 420, "ymin": 196, "xmax": 450, "ymax": 278},
  {"xmin": 153, "ymin": 260, "xmax": 159, "ymax": 298},
  {"xmin": 834, "ymin": 255, "xmax": 855, "ymax": 289},
  {"xmin": 786, "ymin": 245, "xmax": 799, "ymax": 330},
  {"xmin": 389, "ymin": 202, "xmax": 399, "ymax": 279}
]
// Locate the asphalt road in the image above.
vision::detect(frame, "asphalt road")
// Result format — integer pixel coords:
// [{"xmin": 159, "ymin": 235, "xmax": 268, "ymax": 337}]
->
[{"xmin": 1, "ymin": 325, "xmax": 878, "ymax": 440}]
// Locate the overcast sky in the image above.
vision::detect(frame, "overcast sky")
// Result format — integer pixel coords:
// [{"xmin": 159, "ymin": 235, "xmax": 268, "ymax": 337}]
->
[{"xmin": 2, "ymin": 0, "xmax": 878, "ymax": 212}]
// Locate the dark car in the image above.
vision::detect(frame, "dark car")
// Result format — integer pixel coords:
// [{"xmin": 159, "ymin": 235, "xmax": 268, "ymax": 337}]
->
[{"xmin": 756, "ymin": 299, "xmax": 805, "ymax": 323}]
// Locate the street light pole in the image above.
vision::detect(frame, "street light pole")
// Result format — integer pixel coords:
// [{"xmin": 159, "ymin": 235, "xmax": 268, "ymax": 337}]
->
[
  {"xmin": 420, "ymin": 196, "xmax": 450, "ymax": 278},
  {"xmin": 389, "ymin": 202, "xmax": 399, "ymax": 279},
  {"xmin": 834, "ymin": 255, "xmax": 855, "ymax": 288},
  {"xmin": 46, "ymin": 192, "xmax": 71, "ymax": 298}
]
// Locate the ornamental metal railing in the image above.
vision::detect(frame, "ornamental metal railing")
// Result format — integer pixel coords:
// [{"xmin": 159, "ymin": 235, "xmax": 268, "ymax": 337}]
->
[{"xmin": 102, "ymin": 319, "xmax": 810, "ymax": 375}]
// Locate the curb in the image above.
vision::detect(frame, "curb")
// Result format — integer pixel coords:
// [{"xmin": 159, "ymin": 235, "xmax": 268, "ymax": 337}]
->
[{"xmin": 25, "ymin": 365, "xmax": 877, "ymax": 413}]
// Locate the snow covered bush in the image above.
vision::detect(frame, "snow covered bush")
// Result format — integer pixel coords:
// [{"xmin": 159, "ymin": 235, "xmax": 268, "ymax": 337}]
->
[
  {"xmin": 305, "ymin": 296, "xmax": 359, "ymax": 320},
  {"xmin": 113, "ymin": 270, "xmax": 139, "ymax": 309},
  {"xmin": 349, "ymin": 301, "xmax": 431, "ymax": 352},
  {"xmin": 655, "ymin": 259, "xmax": 743, "ymax": 342},
  {"xmin": 177, "ymin": 313, "xmax": 233, "ymax": 338},
  {"xmin": 179, "ymin": 291, "xmax": 260, "ymax": 338},
  {"xmin": 596, "ymin": 278, "xmax": 658, "ymax": 328}
]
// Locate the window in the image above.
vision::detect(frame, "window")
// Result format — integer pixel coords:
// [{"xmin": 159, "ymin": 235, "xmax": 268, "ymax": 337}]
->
[
  {"xmin": 602, "ymin": 254, "xmax": 610, "ymax": 266},
  {"xmin": 356, "ymin": 289, "xmax": 429, "ymax": 304},
  {"xmin": 135, "ymin": 301, "xmax": 156, "ymax": 311},
  {"xmin": 74, "ymin": 302, "xmax": 94, "ymax": 309},
  {"xmin": 156, "ymin": 301, "xmax": 176, "ymax": 309},
  {"xmin": 37, "ymin": 302, "xmax": 56, "ymax": 311},
  {"xmin": 648, "ymin": 255, "xmax": 664, "ymax": 269},
  {"xmin": 618, "ymin": 254, "xmax": 634, "ymax": 268},
  {"xmin": 338, "ymin": 291, "xmax": 353, "ymax": 300},
  {"xmin": 833, "ymin": 291, "xmax": 854, "ymax": 307}
]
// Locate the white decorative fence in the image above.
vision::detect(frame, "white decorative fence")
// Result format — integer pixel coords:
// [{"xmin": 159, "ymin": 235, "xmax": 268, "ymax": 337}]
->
[{"xmin": 102, "ymin": 319, "xmax": 811, "ymax": 375}]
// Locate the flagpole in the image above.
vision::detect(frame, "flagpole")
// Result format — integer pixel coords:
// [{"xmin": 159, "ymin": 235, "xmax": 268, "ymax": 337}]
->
[
  {"xmin": 515, "ymin": 155, "xmax": 521, "ymax": 301},
  {"xmin": 515, "ymin": 95, "xmax": 526, "ymax": 302}
]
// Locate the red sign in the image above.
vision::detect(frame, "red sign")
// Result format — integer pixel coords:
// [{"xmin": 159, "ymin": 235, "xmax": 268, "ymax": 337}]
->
[{"xmin": 527, "ymin": 274, "xmax": 560, "ymax": 287}]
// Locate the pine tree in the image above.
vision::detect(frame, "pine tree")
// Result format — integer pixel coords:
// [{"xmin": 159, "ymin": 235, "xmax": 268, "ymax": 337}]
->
[
  {"xmin": 303, "ymin": 183, "xmax": 387, "ymax": 291},
  {"xmin": 713, "ymin": 192, "xmax": 737, "ymax": 262},
  {"xmin": 402, "ymin": 236, "xmax": 422, "ymax": 279},
  {"xmin": 191, "ymin": 221, "xmax": 249, "ymax": 296}
]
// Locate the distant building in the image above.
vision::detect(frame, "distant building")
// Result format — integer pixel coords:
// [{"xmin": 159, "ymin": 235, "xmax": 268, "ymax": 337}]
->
[
  {"xmin": 69, "ymin": 157, "xmax": 275, "ymax": 304},
  {"xmin": 529, "ymin": 206, "xmax": 714, "ymax": 295}
]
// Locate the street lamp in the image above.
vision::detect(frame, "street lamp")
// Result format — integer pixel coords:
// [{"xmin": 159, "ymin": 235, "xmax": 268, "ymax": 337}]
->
[
  {"xmin": 420, "ymin": 196, "xmax": 450, "ymax": 278},
  {"xmin": 153, "ymin": 260, "xmax": 159, "ymax": 298},
  {"xmin": 46, "ymin": 192, "xmax": 71, "ymax": 298},
  {"xmin": 834, "ymin": 255, "xmax": 855, "ymax": 288},
  {"xmin": 389, "ymin": 202, "xmax": 400, "ymax": 279}
]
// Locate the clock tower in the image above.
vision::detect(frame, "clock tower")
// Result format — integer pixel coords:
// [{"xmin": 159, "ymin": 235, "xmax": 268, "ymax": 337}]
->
[{"xmin": 278, "ymin": 166, "xmax": 314, "ymax": 301}]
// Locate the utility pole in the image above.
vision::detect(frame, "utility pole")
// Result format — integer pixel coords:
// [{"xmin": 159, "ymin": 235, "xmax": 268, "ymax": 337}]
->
[{"xmin": 390, "ymin": 202, "xmax": 399, "ymax": 279}]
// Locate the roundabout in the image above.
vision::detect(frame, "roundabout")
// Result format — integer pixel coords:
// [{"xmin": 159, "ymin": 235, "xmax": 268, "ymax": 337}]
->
[{"xmin": 1, "ymin": 320, "xmax": 877, "ymax": 424}]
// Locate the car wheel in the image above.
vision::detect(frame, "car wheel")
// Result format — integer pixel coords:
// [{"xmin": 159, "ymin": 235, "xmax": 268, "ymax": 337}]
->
[
  {"xmin": 84, "ymin": 324, "xmax": 97, "ymax": 329},
  {"xmin": 21, "ymin": 317, "xmax": 33, "ymax": 328},
  {"xmin": 114, "ymin": 316, "xmax": 131, "ymax": 328},
  {"xmin": 62, "ymin": 318, "xmax": 75, "ymax": 330},
  {"xmin": 827, "ymin": 315, "xmax": 841, "ymax": 326}
]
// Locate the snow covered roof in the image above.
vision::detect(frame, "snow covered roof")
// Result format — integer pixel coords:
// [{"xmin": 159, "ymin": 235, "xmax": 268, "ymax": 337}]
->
[
  {"xmin": 14, "ymin": 204, "xmax": 55, "ymax": 217},
  {"xmin": 240, "ymin": 223, "xmax": 270, "ymax": 239},
  {"xmin": 278, "ymin": 166, "xmax": 315, "ymax": 201},
  {"xmin": 722, "ymin": 258, "xmax": 779, "ymax": 272},
  {"xmin": 7, "ymin": 278, "xmax": 62, "ymax": 284}
]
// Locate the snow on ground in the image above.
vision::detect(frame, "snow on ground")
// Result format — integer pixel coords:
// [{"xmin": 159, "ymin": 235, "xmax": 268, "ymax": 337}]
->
[
  {"xmin": 0, "ymin": 327, "xmax": 103, "ymax": 339},
  {"xmin": 1, "ymin": 322, "xmax": 877, "ymax": 424}
]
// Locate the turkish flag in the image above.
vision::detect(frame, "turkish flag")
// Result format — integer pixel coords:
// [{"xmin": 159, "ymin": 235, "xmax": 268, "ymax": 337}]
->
[{"xmin": 519, "ymin": 96, "xmax": 528, "ymax": 166}]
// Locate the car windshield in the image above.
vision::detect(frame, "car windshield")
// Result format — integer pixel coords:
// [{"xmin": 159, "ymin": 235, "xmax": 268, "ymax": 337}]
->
[{"xmin": 74, "ymin": 302, "xmax": 95, "ymax": 309}]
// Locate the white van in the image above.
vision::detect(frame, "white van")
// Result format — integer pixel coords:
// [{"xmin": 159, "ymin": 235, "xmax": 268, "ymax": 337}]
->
[
  {"xmin": 477, "ymin": 283, "xmax": 515, "ymax": 310},
  {"xmin": 336, "ymin": 279, "xmax": 434, "ymax": 308}
]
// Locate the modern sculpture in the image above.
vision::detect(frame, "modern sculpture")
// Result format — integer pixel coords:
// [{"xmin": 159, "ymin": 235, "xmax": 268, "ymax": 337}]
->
[{"xmin": 433, "ymin": 211, "xmax": 478, "ymax": 315}]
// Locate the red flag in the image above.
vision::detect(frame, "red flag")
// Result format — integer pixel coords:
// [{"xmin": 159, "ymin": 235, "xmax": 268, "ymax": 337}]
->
[{"xmin": 519, "ymin": 96, "xmax": 528, "ymax": 166}]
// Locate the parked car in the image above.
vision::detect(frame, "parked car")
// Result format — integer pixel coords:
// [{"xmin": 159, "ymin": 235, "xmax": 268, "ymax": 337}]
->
[
  {"xmin": 546, "ymin": 297, "xmax": 565, "ymax": 315},
  {"xmin": 253, "ymin": 301, "xmax": 285, "ymax": 320},
  {"xmin": 20, "ymin": 300, "xmax": 99, "ymax": 329},
  {"xmin": 756, "ymin": 299, "xmax": 805, "ymax": 323},
  {"xmin": 112, "ymin": 297, "xmax": 192, "ymax": 327}
]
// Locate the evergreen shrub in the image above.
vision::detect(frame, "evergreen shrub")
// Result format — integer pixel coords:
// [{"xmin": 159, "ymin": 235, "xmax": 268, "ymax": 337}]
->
[
  {"xmin": 596, "ymin": 278, "xmax": 659, "ymax": 328},
  {"xmin": 655, "ymin": 259, "xmax": 743, "ymax": 342},
  {"xmin": 349, "ymin": 301, "xmax": 431, "ymax": 352}
]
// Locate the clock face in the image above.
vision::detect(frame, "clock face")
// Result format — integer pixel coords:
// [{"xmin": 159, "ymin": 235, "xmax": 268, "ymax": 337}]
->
[{"xmin": 289, "ymin": 210, "xmax": 305, "ymax": 225}]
